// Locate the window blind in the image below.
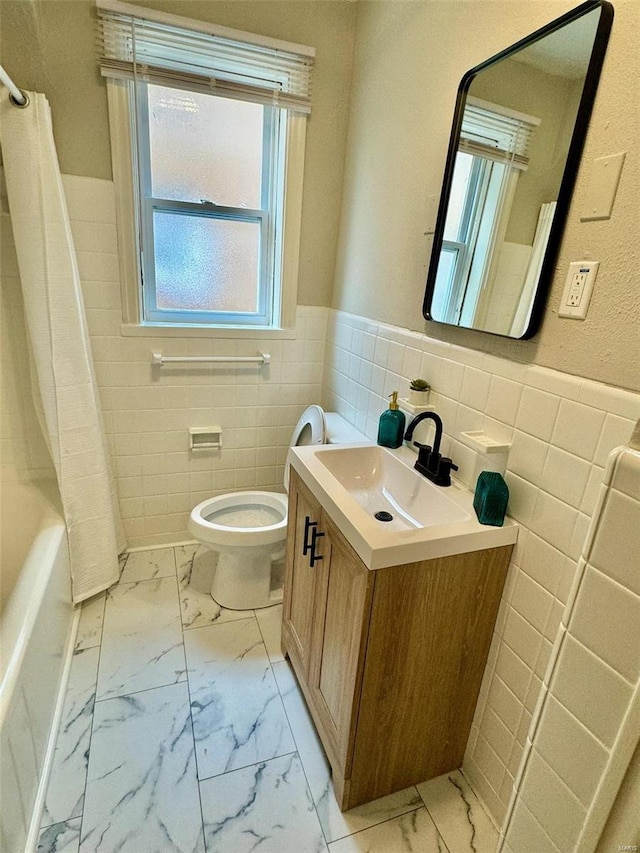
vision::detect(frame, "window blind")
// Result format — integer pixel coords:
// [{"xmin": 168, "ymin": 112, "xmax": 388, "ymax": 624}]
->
[
  {"xmin": 97, "ymin": 0, "xmax": 314, "ymax": 113},
  {"xmin": 459, "ymin": 97, "xmax": 540, "ymax": 171}
]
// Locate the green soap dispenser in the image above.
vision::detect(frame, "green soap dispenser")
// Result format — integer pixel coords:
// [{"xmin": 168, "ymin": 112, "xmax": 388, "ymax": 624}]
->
[{"xmin": 377, "ymin": 391, "xmax": 406, "ymax": 449}]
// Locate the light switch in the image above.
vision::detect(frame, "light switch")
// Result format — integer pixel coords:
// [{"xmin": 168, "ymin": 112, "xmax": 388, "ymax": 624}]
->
[
  {"xmin": 558, "ymin": 261, "xmax": 599, "ymax": 319},
  {"xmin": 580, "ymin": 152, "xmax": 626, "ymax": 221}
]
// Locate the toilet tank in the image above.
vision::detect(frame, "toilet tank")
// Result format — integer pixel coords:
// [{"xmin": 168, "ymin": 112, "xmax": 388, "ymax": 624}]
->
[
  {"xmin": 325, "ymin": 413, "xmax": 368, "ymax": 444},
  {"xmin": 284, "ymin": 410, "xmax": 368, "ymax": 491}
]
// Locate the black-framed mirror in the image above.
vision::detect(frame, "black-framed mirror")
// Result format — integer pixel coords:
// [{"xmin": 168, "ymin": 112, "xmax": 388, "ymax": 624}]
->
[{"xmin": 423, "ymin": 0, "xmax": 613, "ymax": 340}]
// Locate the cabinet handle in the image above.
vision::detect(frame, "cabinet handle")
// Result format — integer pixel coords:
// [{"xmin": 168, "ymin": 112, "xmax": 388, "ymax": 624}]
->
[
  {"xmin": 302, "ymin": 516, "xmax": 324, "ymax": 567},
  {"xmin": 309, "ymin": 525, "xmax": 324, "ymax": 567},
  {"xmin": 303, "ymin": 515, "xmax": 314, "ymax": 556}
]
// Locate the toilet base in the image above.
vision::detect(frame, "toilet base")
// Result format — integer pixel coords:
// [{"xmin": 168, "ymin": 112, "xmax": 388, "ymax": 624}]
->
[{"xmin": 211, "ymin": 549, "xmax": 284, "ymax": 610}]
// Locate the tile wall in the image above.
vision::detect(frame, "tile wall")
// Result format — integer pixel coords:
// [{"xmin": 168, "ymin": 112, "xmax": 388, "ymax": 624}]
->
[
  {"xmin": 61, "ymin": 175, "xmax": 328, "ymax": 548},
  {"xmin": 322, "ymin": 308, "xmax": 640, "ymax": 827},
  {"xmin": 502, "ymin": 443, "xmax": 640, "ymax": 853},
  {"xmin": 0, "ymin": 207, "xmax": 55, "ymax": 483}
]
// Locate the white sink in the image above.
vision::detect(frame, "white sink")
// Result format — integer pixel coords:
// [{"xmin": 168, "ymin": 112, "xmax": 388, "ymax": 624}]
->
[
  {"xmin": 314, "ymin": 445, "xmax": 469, "ymax": 530},
  {"xmin": 288, "ymin": 442, "xmax": 518, "ymax": 569}
]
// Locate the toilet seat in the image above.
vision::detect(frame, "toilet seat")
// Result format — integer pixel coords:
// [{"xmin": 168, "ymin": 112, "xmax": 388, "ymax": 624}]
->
[
  {"xmin": 189, "ymin": 491, "xmax": 287, "ymax": 549},
  {"xmin": 290, "ymin": 404, "xmax": 326, "ymax": 447}
]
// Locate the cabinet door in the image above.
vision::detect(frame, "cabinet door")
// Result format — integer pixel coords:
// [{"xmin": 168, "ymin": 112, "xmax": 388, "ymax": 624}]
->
[
  {"xmin": 308, "ymin": 514, "xmax": 373, "ymax": 771},
  {"xmin": 282, "ymin": 469, "xmax": 322, "ymax": 677}
]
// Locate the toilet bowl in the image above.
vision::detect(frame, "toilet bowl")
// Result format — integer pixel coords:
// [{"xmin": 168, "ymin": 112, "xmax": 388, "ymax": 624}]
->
[{"xmin": 188, "ymin": 406, "xmax": 367, "ymax": 610}]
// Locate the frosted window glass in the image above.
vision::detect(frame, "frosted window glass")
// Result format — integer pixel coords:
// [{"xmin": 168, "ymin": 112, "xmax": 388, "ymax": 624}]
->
[
  {"xmin": 444, "ymin": 152, "xmax": 474, "ymax": 242},
  {"xmin": 153, "ymin": 212, "xmax": 260, "ymax": 313},
  {"xmin": 148, "ymin": 85, "xmax": 263, "ymax": 208}
]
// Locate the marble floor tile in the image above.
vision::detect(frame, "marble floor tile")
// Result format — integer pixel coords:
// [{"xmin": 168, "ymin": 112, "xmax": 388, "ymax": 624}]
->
[
  {"xmin": 272, "ymin": 661, "xmax": 423, "ymax": 843},
  {"xmin": 80, "ymin": 682, "xmax": 204, "ymax": 853},
  {"xmin": 40, "ymin": 647, "xmax": 100, "ymax": 827},
  {"xmin": 200, "ymin": 753, "xmax": 327, "ymax": 853},
  {"xmin": 96, "ymin": 577, "xmax": 186, "ymax": 701},
  {"xmin": 255, "ymin": 603, "xmax": 285, "ymax": 663},
  {"xmin": 418, "ymin": 770, "xmax": 499, "ymax": 853},
  {"xmin": 37, "ymin": 817, "xmax": 82, "ymax": 853},
  {"xmin": 118, "ymin": 546, "xmax": 176, "ymax": 584},
  {"xmin": 74, "ymin": 592, "xmax": 105, "ymax": 652},
  {"xmin": 175, "ymin": 544, "xmax": 249, "ymax": 630},
  {"xmin": 184, "ymin": 617, "xmax": 295, "ymax": 779},
  {"xmin": 327, "ymin": 808, "xmax": 447, "ymax": 852}
]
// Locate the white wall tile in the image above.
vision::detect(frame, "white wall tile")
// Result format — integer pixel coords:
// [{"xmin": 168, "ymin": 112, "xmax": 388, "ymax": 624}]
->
[
  {"xmin": 507, "ymin": 800, "xmax": 561, "ymax": 853},
  {"xmin": 590, "ymin": 488, "xmax": 640, "ymax": 596},
  {"xmin": 525, "ymin": 366, "xmax": 583, "ymax": 402},
  {"xmin": 486, "ymin": 376, "xmax": 523, "ymax": 426},
  {"xmin": 509, "ymin": 431, "xmax": 549, "ymax": 484},
  {"xmin": 569, "ymin": 566, "xmax": 640, "ymax": 682},
  {"xmin": 541, "ymin": 448, "xmax": 590, "ymax": 509},
  {"xmin": 516, "ymin": 387, "xmax": 561, "ymax": 442},
  {"xmin": 473, "ymin": 734, "xmax": 507, "ymax": 795},
  {"xmin": 495, "ymin": 645, "xmax": 532, "ymax": 705},
  {"xmin": 549, "ymin": 634, "xmax": 632, "ymax": 748},
  {"xmin": 460, "ymin": 366, "xmax": 491, "ymax": 412},
  {"xmin": 502, "ymin": 608, "xmax": 542, "ymax": 670},
  {"xmin": 518, "ymin": 533, "xmax": 564, "ymax": 597},
  {"xmin": 529, "ymin": 491, "xmax": 577, "ymax": 554},
  {"xmin": 534, "ymin": 695, "xmax": 608, "ymax": 807},
  {"xmin": 552, "ymin": 400, "xmax": 606, "ymax": 461},
  {"xmin": 611, "ymin": 445, "xmax": 640, "ymax": 500},
  {"xmin": 439, "ymin": 358, "xmax": 465, "ymax": 399},
  {"xmin": 579, "ymin": 380, "xmax": 640, "ymax": 420},
  {"xmin": 487, "ymin": 677, "xmax": 522, "ymax": 734},
  {"xmin": 480, "ymin": 707, "xmax": 515, "ymax": 764},
  {"xmin": 503, "ymin": 473, "xmax": 538, "ymax": 527},
  {"xmin": 520, "ymin": 749, "xmax": 586, "ymax": 852},
  {"xmin": 510, "ymin": 573, "xmax": 554, "ymax": 635},
  {"xmin": 593, "ymin": 414, "xmax": 635, "ymax": 466}
]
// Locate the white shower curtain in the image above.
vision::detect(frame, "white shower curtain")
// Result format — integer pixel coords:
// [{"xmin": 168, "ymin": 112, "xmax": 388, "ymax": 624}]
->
[
  {"xmin": 0, "ymin": 90, "xmax": 124, "ymax": 603},
  {"xmin": 510, "ymin": 201, "xmax": 556, "ymax": 337}
]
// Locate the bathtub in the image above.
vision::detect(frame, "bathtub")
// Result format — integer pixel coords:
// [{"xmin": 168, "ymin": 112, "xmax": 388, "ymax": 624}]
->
[{"xmin": 0, "ymin": 478, "xmax": 75, "ymax": 853}]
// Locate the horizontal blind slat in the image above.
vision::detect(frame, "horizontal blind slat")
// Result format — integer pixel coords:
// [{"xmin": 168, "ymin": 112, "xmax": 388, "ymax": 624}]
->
[
  {"xmin": 460, "ymin": 100, "xmax": 538, "ymax": 166},
  {"xmin": 98, "ymin": 7, "xmax": 313, "ymax": 110}
]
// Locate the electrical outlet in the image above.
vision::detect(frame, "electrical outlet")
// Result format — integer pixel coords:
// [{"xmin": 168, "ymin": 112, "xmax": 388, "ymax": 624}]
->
[{"xmin": 559, "ymin": 261, "xmax": 599, "ymax": 319}]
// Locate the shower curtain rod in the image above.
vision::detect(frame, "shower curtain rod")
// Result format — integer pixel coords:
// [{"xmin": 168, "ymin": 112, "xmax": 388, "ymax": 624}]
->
[{"xmin": 0, "ymin": 64, "xmax": 28, "ymax": 107}]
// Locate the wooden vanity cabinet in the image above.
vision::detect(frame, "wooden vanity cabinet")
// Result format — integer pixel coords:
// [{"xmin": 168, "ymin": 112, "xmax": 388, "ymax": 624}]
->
[{"xmin": 282, "ymin": 468, "xmax": 512, "ymax": 811}]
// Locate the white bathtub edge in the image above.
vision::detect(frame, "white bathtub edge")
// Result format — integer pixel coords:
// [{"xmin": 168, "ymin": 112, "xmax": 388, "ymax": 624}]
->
[
  {"xmin": 0, "ymin": 516, "xmax": 66, "ymax": 729},
  {"xmin": 23, "ymin": 604, "xmax": 81, "ymax": 853}
]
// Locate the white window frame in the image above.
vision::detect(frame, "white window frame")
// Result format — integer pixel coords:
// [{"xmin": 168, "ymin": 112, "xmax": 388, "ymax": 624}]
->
[{"xmin": 107, "ymin": 69, "xmax": 306, "ymax": 339}]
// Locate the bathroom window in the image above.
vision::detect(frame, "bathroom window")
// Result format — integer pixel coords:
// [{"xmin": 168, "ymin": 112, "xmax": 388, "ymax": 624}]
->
[{"xmin": 99, "ymin": 2, "xmax": 313, "ymax": 334}]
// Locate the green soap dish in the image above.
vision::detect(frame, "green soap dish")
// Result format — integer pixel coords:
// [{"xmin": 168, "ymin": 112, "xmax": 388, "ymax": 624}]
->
[{"xmin": 473, "ymin": 471, "xmax": 509, "ymax": 527}]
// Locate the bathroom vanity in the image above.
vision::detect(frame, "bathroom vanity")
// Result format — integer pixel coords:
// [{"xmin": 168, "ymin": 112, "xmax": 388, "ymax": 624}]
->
[{"xmin": 282, "ymin": 446, "xmax": 516, "ymax": 811}]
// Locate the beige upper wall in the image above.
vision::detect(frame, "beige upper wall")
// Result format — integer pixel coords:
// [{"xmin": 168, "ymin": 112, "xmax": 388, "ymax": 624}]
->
[
  {"xmin": 0, "ymin": 0, "xmax": 356, "ymax": 308},
  {"xmin": 333, "ymin": 0, "xmax": 640, "ymax": 392}
]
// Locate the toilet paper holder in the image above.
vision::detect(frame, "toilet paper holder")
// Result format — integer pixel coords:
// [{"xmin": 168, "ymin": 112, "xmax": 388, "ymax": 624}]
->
[{"xmin": 189, "ymin": 426, "xmax": 222, "ymax": 451}]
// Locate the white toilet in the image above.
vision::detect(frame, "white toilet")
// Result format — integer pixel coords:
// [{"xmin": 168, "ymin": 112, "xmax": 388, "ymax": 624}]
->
[{"xmin": 189, "ymin": 406, "xmax": 367, "ymax": 610}]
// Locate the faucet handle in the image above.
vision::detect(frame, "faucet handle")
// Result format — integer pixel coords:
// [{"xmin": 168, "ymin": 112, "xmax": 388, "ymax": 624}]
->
[
  {"xmin": 412, "ymin": 441, "xmax": 432, "ymax": 477},
  {"xmin": 413, "ymin": 441, "xmax": 432, "ymax": 463},
  {"xmin": 434, "ymin": 456, "xmax": 458, "ymax": 487}
]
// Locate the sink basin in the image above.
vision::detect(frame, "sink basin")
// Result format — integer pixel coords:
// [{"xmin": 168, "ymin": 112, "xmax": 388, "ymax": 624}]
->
[
  {"xmin": 315, "ymin": 445, "xmax": 469, "ymax": 530},
  {"xmin": 288, "ymin": 442, "xmax": 518, "ymax": 569}
]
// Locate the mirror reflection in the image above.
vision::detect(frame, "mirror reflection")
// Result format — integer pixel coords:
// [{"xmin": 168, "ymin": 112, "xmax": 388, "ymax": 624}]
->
[{"xmin": 424, "ymin": 2, "xmax": 612, "ymax": 339}]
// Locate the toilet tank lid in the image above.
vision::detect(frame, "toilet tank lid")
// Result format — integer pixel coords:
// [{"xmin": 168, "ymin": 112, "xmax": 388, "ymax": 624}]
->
[{"xmin": 325, "ymin": 412, "xmax": 367, "ymax": 444}]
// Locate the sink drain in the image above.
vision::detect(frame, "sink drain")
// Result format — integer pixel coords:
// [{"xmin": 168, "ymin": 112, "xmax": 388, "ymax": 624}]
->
[{"xmin": 374, "ymin": 511, "xmax": 393, "ymax": 522}]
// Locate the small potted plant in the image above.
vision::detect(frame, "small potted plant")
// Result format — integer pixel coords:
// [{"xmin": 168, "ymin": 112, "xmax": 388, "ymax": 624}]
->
[{"xmin": 408, "ymin": 378, "xmax": 430, "ymax": 406}]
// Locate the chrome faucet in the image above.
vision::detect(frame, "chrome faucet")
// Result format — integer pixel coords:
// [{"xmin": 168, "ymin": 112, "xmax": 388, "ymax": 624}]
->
[{"xmin": 403, "ymin": 411, "xmax": 458, "ymax": 487}]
